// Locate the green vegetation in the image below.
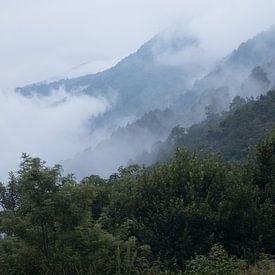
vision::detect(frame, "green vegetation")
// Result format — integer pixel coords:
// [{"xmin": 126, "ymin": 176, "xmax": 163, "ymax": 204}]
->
[
  {"xmin": 0, "ymin": 124, "xmax": 274, "ymax": 273},
  {"xmin": 0, "ymin": 90, "xmax": 274, "ymax": 274}
]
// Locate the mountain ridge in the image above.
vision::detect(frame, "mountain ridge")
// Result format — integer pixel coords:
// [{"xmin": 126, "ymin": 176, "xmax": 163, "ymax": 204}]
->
[{"xmin": 17, "ymin": 27, "xmax": 275, "ymax": 178}]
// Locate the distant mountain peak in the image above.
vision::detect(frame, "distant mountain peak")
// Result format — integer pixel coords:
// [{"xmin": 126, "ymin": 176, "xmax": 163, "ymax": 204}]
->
[{"xmin": 228, "ymin": 25, "xmax": 275, "ymax": 67}]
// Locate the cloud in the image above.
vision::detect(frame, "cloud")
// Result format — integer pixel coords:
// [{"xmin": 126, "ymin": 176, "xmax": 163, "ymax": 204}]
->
[{"xmin": 0, "ymin": 88, "xmax": 109, "ymax": 180}]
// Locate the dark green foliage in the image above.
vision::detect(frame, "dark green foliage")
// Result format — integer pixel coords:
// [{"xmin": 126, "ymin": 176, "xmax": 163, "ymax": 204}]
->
[
  {"xmin": 101, "ymin": 144, "xmax": 274, "ymax": 270},
  {"xmin": 102, "ymin": 129, "xmax": 275, "ymax": 271},
  {"xmin": 0, "ymin": 156, "xmax": 152, "ymax": 274},
  {"xmin": 0, "ymin": 127, "xmax": 274, "ymax": 274}
]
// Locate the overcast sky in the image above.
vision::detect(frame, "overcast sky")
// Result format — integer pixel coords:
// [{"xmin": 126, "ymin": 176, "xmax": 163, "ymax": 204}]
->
[{"xmin": 1, "ymin": 0, "xmax": 275, "ymax": 89}]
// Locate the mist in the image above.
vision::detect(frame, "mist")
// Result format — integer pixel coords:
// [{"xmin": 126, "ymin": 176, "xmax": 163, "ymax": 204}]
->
[{"xmin": 0, "ymin": 88, "xmax": 109, "ymax": 181}]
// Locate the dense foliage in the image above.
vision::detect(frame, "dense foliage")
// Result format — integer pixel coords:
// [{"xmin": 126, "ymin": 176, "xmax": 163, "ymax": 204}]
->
[{"xmin": 0, "ymin": 126, "xmax": 274, "ymax": 273}]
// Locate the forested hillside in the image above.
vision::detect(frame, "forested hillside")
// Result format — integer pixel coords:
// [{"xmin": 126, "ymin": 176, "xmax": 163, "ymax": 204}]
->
[
  {"xmin": 0, "ymin": 128, "xmax": 274, "ymax": 274},
  {"xmin": 137, "ymin": 90, "xmax": 275, "ymax": 165}
]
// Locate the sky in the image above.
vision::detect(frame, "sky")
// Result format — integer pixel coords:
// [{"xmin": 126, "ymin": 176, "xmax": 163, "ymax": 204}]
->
[
  {"xmin": 1, "ymin": 0, "xmax": 275, "ymax": 180},
  {"xmin": 1, "ymin": 0, "xmax": 275, "ymax": 88}
]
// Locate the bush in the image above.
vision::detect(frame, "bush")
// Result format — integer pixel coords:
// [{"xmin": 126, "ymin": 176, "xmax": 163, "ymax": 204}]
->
[{"xmin": 185, "ymin": 244, "xmax": 239, "ymax": 275}]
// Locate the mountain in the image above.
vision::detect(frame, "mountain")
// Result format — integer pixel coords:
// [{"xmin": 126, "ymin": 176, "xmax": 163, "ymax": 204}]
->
[
  {"xmin": 16, "ymin": 31, "xmax": 212, "ymax": 178},
  {"xmin": 173, "ymin": 26, "xmax": 275, "ymax": 125},
  {"xmin": 17, "ymin": 27, "xmax": 275, "ymax": 178},
  {"xmin": 64, "ymin": 27, "xmax": 275, "ymax": 178},
  {"xmin": 92, "ymin": 25, "xmax": 275, "ymax": 176},
  {"xmin": 17, "ymin": 32, "xmax": 207, "ymax": 121},
  {"xmin": 134, "ymin": 26, "xmax": 275, "ymax": 165}
]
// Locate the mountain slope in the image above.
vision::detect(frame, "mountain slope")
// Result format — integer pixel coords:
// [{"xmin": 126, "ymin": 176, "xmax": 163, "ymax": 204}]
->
[
  {"xmin": 136, "ymin": 90, "xmax": 275, "ymax": 165},
  {"xmin": 62, "ymin": 27, "xmax": 275, "ymax": 178},
  {"xmin": 17, "ymin": 33, "xmax": 207, "ymax": 120},
  {"xmin": 17, "ymin": 27, "xmax": 275, "ymax": 178},
  {"xmin": 173, "ymin": 26, "xmax": 275, "ymax": 126}
]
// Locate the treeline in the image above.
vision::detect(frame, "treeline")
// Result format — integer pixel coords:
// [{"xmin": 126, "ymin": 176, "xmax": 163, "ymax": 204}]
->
[{"xmin": 0, "ymin": 127, "xmax": 274, "ymax": 274}]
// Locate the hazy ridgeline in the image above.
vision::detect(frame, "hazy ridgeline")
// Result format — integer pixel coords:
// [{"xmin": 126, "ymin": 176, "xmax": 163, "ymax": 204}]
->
[{"xmin": 13, "ymin": 26, "xmax": 275, "ymax": 179}]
